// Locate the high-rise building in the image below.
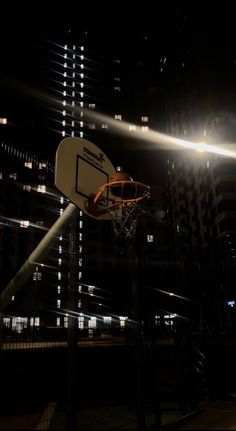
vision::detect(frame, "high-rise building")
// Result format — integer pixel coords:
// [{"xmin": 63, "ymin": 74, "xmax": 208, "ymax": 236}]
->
[{"xmin": 0, "ymin": 28, "xmax": 172, "ymax": 336}]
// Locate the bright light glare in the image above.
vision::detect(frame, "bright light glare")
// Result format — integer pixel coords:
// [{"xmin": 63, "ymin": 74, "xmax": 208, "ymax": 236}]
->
[{"xmin": 80, "ymin": 108, "xmax": 236, "ymax": 159}]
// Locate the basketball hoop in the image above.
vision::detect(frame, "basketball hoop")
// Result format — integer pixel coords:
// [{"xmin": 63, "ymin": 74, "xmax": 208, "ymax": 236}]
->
[{"xmin": 87, "ymin": 175, "xmax": 151, "ymax": 239}]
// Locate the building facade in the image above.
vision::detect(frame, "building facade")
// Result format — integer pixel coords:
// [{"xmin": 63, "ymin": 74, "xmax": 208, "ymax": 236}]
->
[{"xmin": 0, "ymin": 29, "xmax": 172, "ymax": 337}]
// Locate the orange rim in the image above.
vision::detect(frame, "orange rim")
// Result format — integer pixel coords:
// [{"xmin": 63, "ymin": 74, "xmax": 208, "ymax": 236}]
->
[{"xmin": 93, "ymin": 180, "xmax": 150, "ymax": 209}]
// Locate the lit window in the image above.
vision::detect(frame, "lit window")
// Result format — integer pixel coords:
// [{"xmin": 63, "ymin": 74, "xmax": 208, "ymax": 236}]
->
[
  {"xmin": 80, "ymin": 102, "xmax": 84, "ymax": 107},
  {"xmin": 24, "ymin": 162, "xmax": 32, "ymax": 169},
  {"xmin": 63, "ymin": 72, "xmax": 67, "ymax": 77},
  {"xmin": 59, "ymin": 235, "xmax": 63, "ymax": 241},
  {"xmin": 78, "ymin": 315, "xmax": 84, "ymax": 329},
  {"xmin": 79, "ymin": 245, "xmax": 82, "ymax": 253},
  {"xmin": 79, "ymin": 233, "xmax": 83, "ymax": 241},
  {"xmin": 57, "ymin": 286, "xmax": 61, "ymax": 294},
  {"xmin": 80, "ymin": 64, "xmax": 84, "ymax": 69},
  {"xmin": 89, "ymin": 317, "xmax": 97, "ymax": 328},
  {"xmin": 79, "ymin": 220, "xmax": 83, "ymax": 228},
  {"xmin": 80, "ymin": 82, "xmax": 84, "ymax": 88},
  {"xmin": 3, "ymin": 317, "xmax": 11, "ymax": 327},
  {"xmin": 63, "ymin": 91, "xmax": 66, "ymax": 96},
  {"xmin": 64, "ymin": 315, "xmax": 68, "ymax": 328},
  {"xmin": 80, "ymin": 121, "xmax": 83, "ymax": 127},
  {"xmin": 115, "ymin": 114, "xmax": 122, "ymax": 120},
  {"xmin": 33, "ymin": 271, "xmax": 42, "ymax": 281},
  {"xmin": 71, "ymin": 131, "xmax": 74, "ymax": 137},
  {"xmin": 80, "ymin": 73, "xmax": 84, "ymax": 79},
  {"xmin": 9, "ymin": 173, "xmax": 17, "ymax": 180},
  {"xmin": 88, "ymin": 285, "xmax": 94, "ymax": 294},
  {"xmin": 62, "ymin": 110, "xmax": 66, "ymax": 116},
  {"xmin": 113, "ymin": 59, "xmax": 120, "ymax": 64},
  {"xmin": 207, "ymin": 160, "xmax": 210, "ymax": 168},
  {"xmin": 102, "ymin": 124, "xmax": 109, "ymax": 129},
  {"xmin": 37, "ymin": 185, "xmax": 46, "ymax": 193},
  {"xmin": 57, "ymin": 317, "xmax": 60, "ymax": 326},
  {"xmin": 64, "ymin": 62, "xmax": 67, "ymax": 68},
  {"xmin": 119, "ymin": 316, "xmax": 127, "ymax": 327},
  {"xmin": 141, "ymin": 126, "xmax": 149, "ymax": 132},
  {"xmin": 89, "ymin": 103, "xmax": 96, "ymax": 109},
  {"xmin": 23, "ymin": 185, "xmax": 31, "ymax": 191},
  {"xmin": 72, "ymin": 82, "xmax": 75, "ymax": 87},
  {"xmin": 63, "ymin": 100, "xmax": 66, "ymax": 106},
  {"xmin": 57, "ymin": 299, "xmax": 61, "ymax": 308},
  {"xmin": 63, "ymin": 81, "xmax": 67, "ymax": 87},
  {"xmin": 73, "ymin": 54, "xmax": 76, "ymax": 59},
  {"xmin": 73, "ymin": 45, "xmax": 76, "ymax": 50},
  {"xmin": 81, "ymin": 46, "xmax": 84, "ymax": 51},
  {"xmin": 64, "ymin": 53, "xmax": 67, "ymax": 59},
  {"xmin": 58, "ymin": 272, "xmax": 61, "ymax": 280},
  {"xmin": 80, "ymin": 92, "xmax": 84, "ymax": 97},
  {"xmin": 141, "ymin": 116, "xmax": 149, "ymax": 122},
  {"xmin": 147, "ymin": 234, "xmax": 154, "ymax": 243},
  {"xmin": 103, "ymin": 316, "xmax": 112, "ymax": 324},
  {"xmin": 20, "ymin": 220, "xmax": 29, "ymax": 228},
  {"xmin": 176, "ymin": 224, "xmax": 180, "ymax": 232},
  {"xmin": 72, "ymin": 72, "xmax": 75, "ymax": 78},
  {"xmin": 89, "ymin": 123, "xmax": 96, "ymax": 129},
  {"xmin": 62, "ymin": 131, "xmax": 66, "ymax": 137},
  {"xmin": 72, "ymin": 91, "xmax": 75, "ymax": 97},
  {"xmin": 12, "ymin": 296, "xmax": 15, "ymax": 301},
  {"xmin": 0, "ymin": 172, "xmax": 2, "ymax": 179},
  {"xmin": 80, "ymin": 55, "xmax": 84, "ymax": 60},
  {"xmin": 60, "ymin": 197, "xmax": 64, "ymax": 204},
  {"xmin": 38, "ymin": 162, "xmax": 47, "ymax": 170},
  {"xmin": 80, "ymin": 131, "xmax": 83, "ymax": 138},
  {"xmin": 35, "ymin": 317, "xmax": 40, "ymax": 326},
  {"xmin": 79, "ymin": 211, "xmax": 83, "ymax": 217},
  {"xmin": 79, "ymin": 258, "xmax": 83, "ymax": 267},
  {"xmin": 78, "ymin": 285, "xmax": 82, "ymax": 293},
  {"xmin": 0, "ymin": 118, "xmax": 7, "ymax": 124},
  {"xmin": 72, "ymin": 101, "xmax": 75, "ymax": 106},
  {"xmin": 73, "ymin": 63, "xmax": 76, "ymax": 69},
  {"xmin": 129, "ymin": 125, "xmax": 136, "ymax": 131},
  {"xmin": 71, "ymin": 120, "xmax": 75, "ymax": 127},
  {"xmin": 64, "ymin": 45, "xmax": 67, "ymax": 50},
  {"xmin": 79, "ymin": 271, "xmax": 82, "ymax": 280},
  {"xmin": 58, "ymin": 258, "xmax": 62, "ymax": 266},
  {"xmin": 78, "ymin": 300, "xmax": 82, "ymax": 308},
  {"xmin": 59, "ymin": 246, "xmax": 62, "ymax": 254},
  {"xmin": 114, "ymin": 86, "xmax": 121, "ymax": 91},
  {"xmin": 60, "ymin": 208, "xmax": 63, "ymax": 215},
  {"xmin": 114, "ymin": 77, "xmax": 120, "ymax": 82}
]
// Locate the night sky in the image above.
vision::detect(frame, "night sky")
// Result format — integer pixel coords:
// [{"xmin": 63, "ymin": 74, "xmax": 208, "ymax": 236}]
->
[
  {"xmin": 1, "ymin": 4, "xmax": 236, "ymax": 79},
  {"xmin": 1, "ymin": 4, "xmax": 236, "ymax": 174}
]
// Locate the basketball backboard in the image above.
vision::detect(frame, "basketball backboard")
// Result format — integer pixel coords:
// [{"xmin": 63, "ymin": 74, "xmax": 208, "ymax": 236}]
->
[{"xmin": 55, "ymin": 137, "xmax": 116, "ymax": 219}]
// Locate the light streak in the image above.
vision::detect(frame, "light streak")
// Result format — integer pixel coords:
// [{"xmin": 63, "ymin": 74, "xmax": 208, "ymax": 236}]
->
[{"xmin": 81, "ymin": 107, "xmax": 236, "ymax": 159}]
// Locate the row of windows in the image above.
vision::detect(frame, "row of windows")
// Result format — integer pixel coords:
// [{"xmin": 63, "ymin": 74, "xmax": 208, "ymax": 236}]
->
[{"xmin": 1, "ymin": 144, "xmax": 53, "ymax": 172}]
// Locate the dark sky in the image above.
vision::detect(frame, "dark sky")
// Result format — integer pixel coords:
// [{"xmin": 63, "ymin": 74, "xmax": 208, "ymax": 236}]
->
[
  {"xmin": 1, "ymin": 4, "xmax": 236, "ymax": 80},
  {"xmin": 1, "ymin": 4, "xmax": 236, "ymax": 163}
]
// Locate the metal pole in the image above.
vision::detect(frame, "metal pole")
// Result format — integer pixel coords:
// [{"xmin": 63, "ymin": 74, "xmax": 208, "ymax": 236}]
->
[
  {"xmin": 129, "ymin": 237, "xmax": 146, "ymax": 430},
  {"xmin": 66, "ymin": 210, "xmax": 79, "ymax": 430},
  {"xmin": 0, "ymin": 203, "xmax": 77, "ymax": 312}
]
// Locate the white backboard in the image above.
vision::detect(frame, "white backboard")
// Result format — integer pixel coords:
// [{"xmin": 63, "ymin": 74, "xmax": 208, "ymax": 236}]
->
[{"xmin": 55, "ymin": 137, "xmax": 116, "ymax": 219}]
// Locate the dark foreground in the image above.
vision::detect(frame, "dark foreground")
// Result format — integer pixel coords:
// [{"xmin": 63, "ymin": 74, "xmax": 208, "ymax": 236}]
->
[{"xmin": 1, "ymin": 336, "xmax": 236, "ymax": 430}]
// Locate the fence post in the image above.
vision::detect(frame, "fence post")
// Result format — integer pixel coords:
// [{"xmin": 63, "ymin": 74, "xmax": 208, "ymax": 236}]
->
[
  {"xmin": 129, "ymin": 238, "xmax": 146, "ymax": 430},
  {"xmin": 66, "ymin": 211, "xmax": 79, "ymax": 430}
]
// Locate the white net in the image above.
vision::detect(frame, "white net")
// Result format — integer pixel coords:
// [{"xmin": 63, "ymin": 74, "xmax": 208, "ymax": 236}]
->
[
  {"xmin": 108, "ymin": 202, "xmax": 141, "ymax": 239},
  {"xmin": 93, "ymin": 180, "xmax": 150, "ymax": 239}
]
